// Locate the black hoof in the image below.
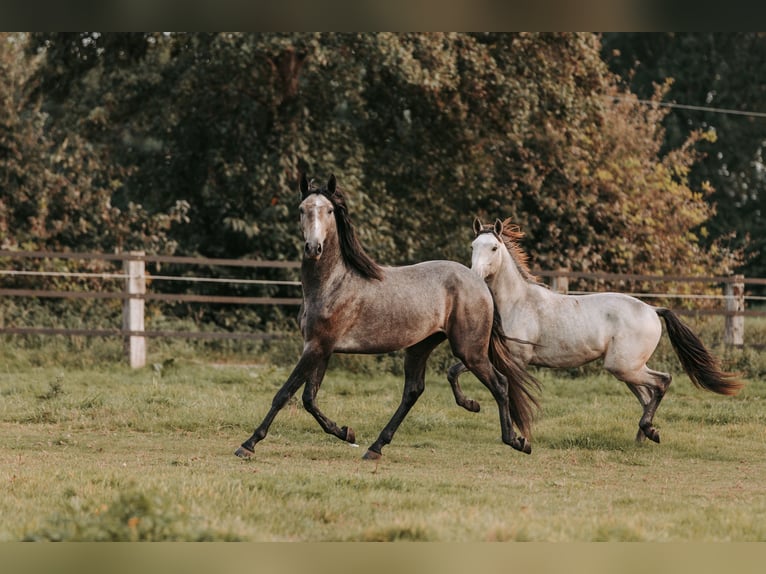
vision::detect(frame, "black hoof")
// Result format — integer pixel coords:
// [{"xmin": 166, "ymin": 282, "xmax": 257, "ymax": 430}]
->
[
  {"xmin": 362, "ymin": 449, "xmax": 382, "ymax": 461},
  {"xmin": 641, "ymin": 425, "xmax": 661, "ymax": 444},
  {"xmin": 511, "ymin": 437, "xmax": 532, "ymax": 455},
  {"xmin": 341, "ymin": 426, "xmax": 356, "ymax": 444},
  {"xmin": 463, "ymin": 399, "xmax": 481, "ymax": 413},
  {"xmin": 234, "ymin": 445, "xmax": 254, "ymax": 459}
]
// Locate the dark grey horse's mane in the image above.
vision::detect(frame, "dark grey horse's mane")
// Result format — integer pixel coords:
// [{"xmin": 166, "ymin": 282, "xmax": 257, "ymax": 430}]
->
[{"xmin": 308, "ymin": 180, "xmax": 384, "ymax": 281}]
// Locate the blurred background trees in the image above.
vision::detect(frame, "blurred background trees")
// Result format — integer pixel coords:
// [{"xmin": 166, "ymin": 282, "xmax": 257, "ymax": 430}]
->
[
  {"xmin": 602, "ymin": 32, "xmax": 765, "ymax": 279},
  {"xmin": 3, "ymin": 32, "xmax": 759, "ymax": 286}
]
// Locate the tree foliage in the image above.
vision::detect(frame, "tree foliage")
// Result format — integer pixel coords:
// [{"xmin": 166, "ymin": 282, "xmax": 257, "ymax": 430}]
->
[
  {"xmin": 602, "ymin": 32, "xmax": 763, "ymax": 277},
  {"xmin": 1, "ymin": 33, "xmax": 188, "ymax": 258},
  {"xmin": 7, "ymin": 32, "xmax": 742, "ymax": 286}
]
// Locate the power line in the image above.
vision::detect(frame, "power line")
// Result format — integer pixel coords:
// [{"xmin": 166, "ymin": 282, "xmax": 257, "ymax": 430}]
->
[{"xmin": 607, "ymin": 95, "xmax": 766, "ymax": 119}]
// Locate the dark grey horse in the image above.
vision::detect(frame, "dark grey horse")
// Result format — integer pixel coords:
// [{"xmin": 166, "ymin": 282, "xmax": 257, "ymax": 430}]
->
[{"xmin": 235, "ymin": 175, "xmax": 540, "ymax": 460}]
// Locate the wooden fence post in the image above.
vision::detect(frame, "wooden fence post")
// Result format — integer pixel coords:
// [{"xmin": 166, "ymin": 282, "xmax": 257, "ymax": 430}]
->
[
  {"xmin": 123, "ymin": 251, "xmax": 146, "ymax": 368},
  {"xmin": 724, "ymin": 274, "xmax": 745, "ymax": 347},
  {"xmin": 551, "ymin": 269, "xmax": 569, "ymax": 294}
]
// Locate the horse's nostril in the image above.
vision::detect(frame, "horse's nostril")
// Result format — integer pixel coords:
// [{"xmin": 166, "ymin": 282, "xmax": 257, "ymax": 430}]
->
[{"xmin": 304, "ymin": 241, "xmax": 322, "ymax": 258}]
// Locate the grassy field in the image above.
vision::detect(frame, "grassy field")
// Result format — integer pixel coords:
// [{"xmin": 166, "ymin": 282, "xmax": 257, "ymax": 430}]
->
[{"xmin": 1, "ymin": 336, "xmax": 764, "ymax": 542}]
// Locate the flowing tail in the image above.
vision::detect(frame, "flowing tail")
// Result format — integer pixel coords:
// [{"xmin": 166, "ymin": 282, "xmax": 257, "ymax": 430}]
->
[
  {"xmin": 487, "ymin": 306, "xmax": 541, "ymax": 438},
  {"xmin": 656, "ymin": 308, "xmax": 744, "ymax": 395}
]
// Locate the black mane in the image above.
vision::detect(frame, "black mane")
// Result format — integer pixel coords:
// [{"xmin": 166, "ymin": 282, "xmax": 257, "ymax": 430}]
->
[{"xmin": 309, "ymin": 180, "xmax": 384, "ymax": 281}]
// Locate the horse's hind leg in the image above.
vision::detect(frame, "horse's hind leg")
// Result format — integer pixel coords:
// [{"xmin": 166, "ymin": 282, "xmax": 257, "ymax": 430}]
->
[
  {"xmin": 624, "ymin": 384, "xmax": 653, "ymax": 442},
  {"xmin": 637, "ymin": 369, "xmax": 672, "ymax": 443},
  {"xmin": 302, "ymin": 358, "xmax": 357, "ymax": 445},
  {"xmin": 447, "ymin": 362, "xmax": 481, "ymax": 412},
  {"xmin": 611, "ymin": 366, "xmax": 672, "ymax": 444},
  {"xmin": 364, "ymin": 333, "xmax": 446, "ymax": 460}
]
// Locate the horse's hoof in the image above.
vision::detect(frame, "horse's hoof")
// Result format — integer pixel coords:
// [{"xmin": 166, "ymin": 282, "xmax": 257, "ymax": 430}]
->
[
  {"xmin": 464, "ymin": 399, "xmax": 481, "ymax": 413},
  {"xmin": 511, "ymin": 437, "xmax": 532, "ymax": 454},
  {"xmin": 342, "ymin": 426, "xmax": 356, "ymax": 444},
  {"xmin": 234, "ymin": 446, "xmax": 254, "ymax": 459},
  {"xmin": 362, "ymin": 449, "xmax": 382, "ymax": 461},
  {"xmin": 641, "ymin": 425, "xmax": 661, "ymax": 444}
]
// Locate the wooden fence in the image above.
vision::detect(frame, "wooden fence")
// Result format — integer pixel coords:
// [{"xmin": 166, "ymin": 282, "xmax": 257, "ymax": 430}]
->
[{"xmin": 0, "ymin": 250, "xmax": 764, "ymax": 367}]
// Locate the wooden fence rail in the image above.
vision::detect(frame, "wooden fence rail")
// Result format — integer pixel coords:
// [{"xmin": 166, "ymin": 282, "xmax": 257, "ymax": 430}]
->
[{"xmin": 0, "ymin": 250, "xmax": 763, "ymax": 367}]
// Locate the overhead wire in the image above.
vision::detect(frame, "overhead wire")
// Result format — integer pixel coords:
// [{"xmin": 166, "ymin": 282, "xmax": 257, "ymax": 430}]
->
[{"xmin": 607, "ymin": 95, "xmax": 766, "ymax": 119}]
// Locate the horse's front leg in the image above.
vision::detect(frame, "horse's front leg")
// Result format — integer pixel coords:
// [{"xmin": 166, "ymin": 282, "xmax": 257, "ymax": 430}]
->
[
  {"xmin": 301, "ymin": 359, "xmax": 357, "ymax": 444},
  {"xmin": 447, "ymin": 362, "xmax": 481, "ymax": 412},
  {"xmin": 235, "ymin": 346, "xmax": 323, "ymax": 458}
]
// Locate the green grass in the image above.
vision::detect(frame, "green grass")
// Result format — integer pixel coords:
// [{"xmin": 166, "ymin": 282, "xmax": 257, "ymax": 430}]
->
[{"xmin": 1, "ymin": 342, "xmax": 765, "ymax": 542}]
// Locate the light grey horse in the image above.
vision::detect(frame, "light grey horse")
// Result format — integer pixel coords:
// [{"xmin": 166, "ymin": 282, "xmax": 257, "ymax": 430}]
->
[
  {"xmin": 448, "ymin": 217, "xmax": 743, "ymax": 444},
  {"xmin": 235, "ymin": 178, "xmax": 540, "ymax": 460}
]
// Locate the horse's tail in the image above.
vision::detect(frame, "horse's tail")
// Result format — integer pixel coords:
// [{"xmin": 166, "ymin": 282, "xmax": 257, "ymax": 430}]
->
[
  {"xmin": 487, "ymin": 305, "xmax": 541, "ymax": 438},
  {"xmin": 656, "ymin": 308, "xmax": 744, "ymax": 395}
]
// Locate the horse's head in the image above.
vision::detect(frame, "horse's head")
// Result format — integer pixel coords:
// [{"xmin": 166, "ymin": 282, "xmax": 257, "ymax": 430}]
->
[
  {"xmin": 471, "ymin": 217, "xmax": 504, "ymax": 281},
  {"xmin": 299, "ymin": 174, "xmax": 337, "ymax": 260}
]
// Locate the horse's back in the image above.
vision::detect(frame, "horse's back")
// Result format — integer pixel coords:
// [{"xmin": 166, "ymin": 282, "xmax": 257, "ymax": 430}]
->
[
  {"xmin": 385, "ymin": 260, "xmax": 490, "ymax": 300},
  {"xmin": 576, "ymin": 292, "xmax": 659, "ymax": 325},
  {"xmin": 384, "ymin": 260, "xmax": 494, "ymax": 317}
]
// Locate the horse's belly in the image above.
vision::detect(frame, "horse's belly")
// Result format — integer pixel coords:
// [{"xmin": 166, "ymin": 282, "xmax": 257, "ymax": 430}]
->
[
  {"xmin": 530, "ymin": 345, "xmax": 603, "ymax": 368},
  {"xmin": 332, "ymin": 318, "xmax": 441, "ymax": 354},
  {"xmin": 332, "ymin": 331, "xmax": 436, "ymax": 355},
  {"xmin": 525, "ymin": 329, "xmax": 606, "ymax": 368}
]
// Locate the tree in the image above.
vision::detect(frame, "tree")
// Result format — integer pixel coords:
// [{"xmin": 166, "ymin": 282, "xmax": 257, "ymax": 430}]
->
[
  {"xmin": 1, "ymin": 33, "xmax": 187, "ymax": 257},
  {"xmin": 602, "ymin": 32, "xmax": 764, "ymax": 278}
]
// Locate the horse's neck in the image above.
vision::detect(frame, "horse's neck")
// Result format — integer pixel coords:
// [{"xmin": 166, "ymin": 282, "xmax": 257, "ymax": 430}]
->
[
  {"xmin": 301, "ymin": 238, "xmax": 348, "ymax": 298},
  {"xmin": 490, "ymin": 250, "xmax": 533, "ymax": 306}
]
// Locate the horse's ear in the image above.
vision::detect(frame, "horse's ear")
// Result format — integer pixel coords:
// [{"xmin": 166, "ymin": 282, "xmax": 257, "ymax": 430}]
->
[
  {"xmin": 473, "ymin": 217, "xmax": 483, "ymax": 236},
  {"xmin": 300, "ymin": 174, "xmax": 310, "ymax": 199},
  {"xmin": 494, "ymin": 219, "xmax": 503, "ymax": 236},
  {"xmin": 327, "ymin": 174, "xmax": 336, "ymax": 195}
]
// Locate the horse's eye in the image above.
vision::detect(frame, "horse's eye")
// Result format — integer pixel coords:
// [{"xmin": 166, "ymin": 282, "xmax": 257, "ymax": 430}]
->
[
  {"xmin": 492, "ymin": 245, "xmax": 498, "ymax": 251},
  {"xmin": 328, "ymin": 208, "xmax": 334, "ymax": 215}
]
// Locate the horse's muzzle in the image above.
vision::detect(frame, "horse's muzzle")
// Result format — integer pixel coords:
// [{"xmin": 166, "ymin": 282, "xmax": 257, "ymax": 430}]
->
[{"xmin": 304, "ymin": 241, "xmax": 323, "ymax": 260}]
